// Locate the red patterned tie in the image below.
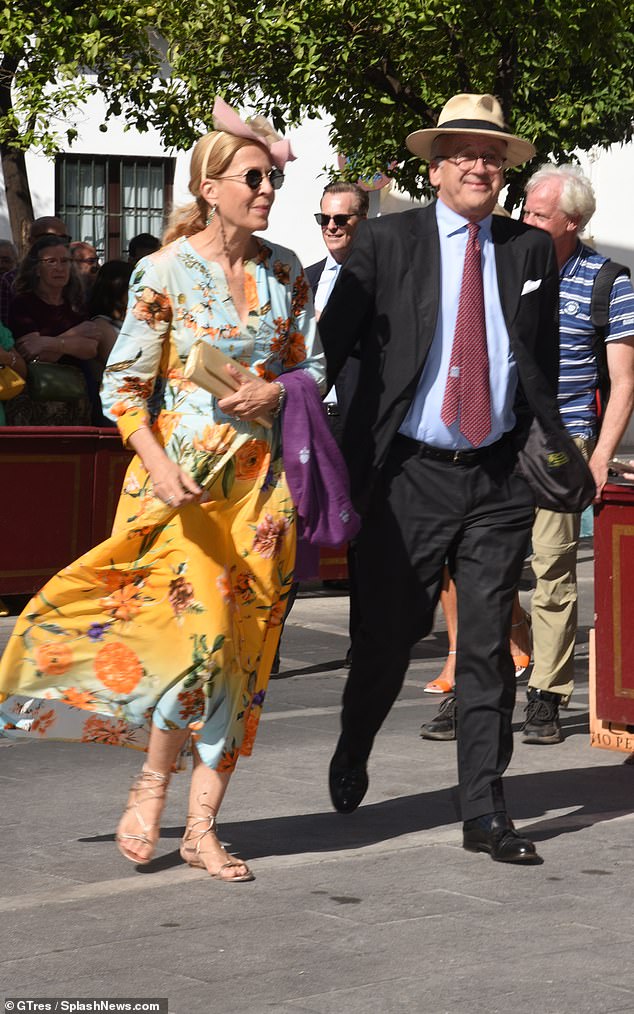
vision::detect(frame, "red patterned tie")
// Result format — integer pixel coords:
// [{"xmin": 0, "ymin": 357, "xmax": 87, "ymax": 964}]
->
[{"xmin": 440, "ymin": 222, "xmax": 491, "ymax": 446}]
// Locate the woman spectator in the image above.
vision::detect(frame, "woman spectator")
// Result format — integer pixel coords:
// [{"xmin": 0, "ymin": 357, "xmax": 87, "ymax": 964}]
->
[
  {"xmin": 88, "ymin": 259, "xmax": 134, "ymax": 365},
  {"xmin": 8, "ymin": 235, "xmax": 104, "ymax": 425},
  {"xmin": 0, "ymin": 101, "xmax": 325, "ymax": 882}
]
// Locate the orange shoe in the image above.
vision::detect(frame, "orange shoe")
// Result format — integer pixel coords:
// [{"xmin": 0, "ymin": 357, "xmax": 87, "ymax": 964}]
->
[{"xmin": 424, "ymin": 652, "xmax": 456, "ymax": 694}]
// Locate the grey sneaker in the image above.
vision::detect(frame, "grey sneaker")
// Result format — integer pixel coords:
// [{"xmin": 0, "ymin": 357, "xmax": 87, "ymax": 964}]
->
[
  {"xmin": 522, "ymin": 688, "xmax": 563, "ymax": 744},
  {"xmin": 420, "ymin": 693, "xmax": 457, "ymax": 741}
]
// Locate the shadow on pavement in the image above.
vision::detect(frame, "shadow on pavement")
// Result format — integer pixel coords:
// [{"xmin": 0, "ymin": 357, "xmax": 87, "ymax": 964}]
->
[{"xmin": 78, "ymin": 763, "xmax": 634, "ymax": 865}]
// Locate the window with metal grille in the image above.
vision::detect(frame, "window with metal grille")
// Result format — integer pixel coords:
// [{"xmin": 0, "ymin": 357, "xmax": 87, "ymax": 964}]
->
[{"xmin": 55, "ymin": 155, "xmax": 174, "ymax": 260}]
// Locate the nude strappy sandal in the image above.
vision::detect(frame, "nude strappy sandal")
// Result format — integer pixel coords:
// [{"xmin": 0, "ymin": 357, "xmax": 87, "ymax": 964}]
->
[
  {"xmin": 115, "ymin": 766, "xmax": 169, "ymax": 864},
  {"xmin": 180, "ymin": 795, "xmax": 254, "ymax": 882}
]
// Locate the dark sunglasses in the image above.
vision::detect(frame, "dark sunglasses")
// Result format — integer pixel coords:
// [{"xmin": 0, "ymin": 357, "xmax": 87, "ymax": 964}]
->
[
  {"xmin": 314, "ymin": 213, "xmax": 357, "ymax": 227},
  {"xmin": 219, "ymin": 168, "xmax": 285, "ymax": 191}
]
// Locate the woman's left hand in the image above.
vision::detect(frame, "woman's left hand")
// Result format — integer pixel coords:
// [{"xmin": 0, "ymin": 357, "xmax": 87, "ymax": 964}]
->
[{"xmin": 218, "ymin": 365, "xmax": 280, "ymax": 424}]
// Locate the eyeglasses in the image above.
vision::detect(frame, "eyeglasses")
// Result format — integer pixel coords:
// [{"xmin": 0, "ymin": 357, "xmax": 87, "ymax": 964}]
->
[
  {"xmin": 314, "ymin": 213, "xmax": 358, "ymax": 227},
  {"xmin": 218, "ymin": 168, "xmax": 285, "ymax": 191},
  {"xmin": 39, "ymin": 257, "xmax": 72, "ymax": 267},
  {"xmin": 436, "ymin": 150, "xmax": 505, "ymax": 172},
  {"xmin": 73, "ymin": 256, "xmax": 99, "ymax": 265}
]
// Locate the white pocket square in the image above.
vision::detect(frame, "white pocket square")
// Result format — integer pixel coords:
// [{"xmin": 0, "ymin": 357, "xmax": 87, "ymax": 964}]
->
[{"xmin": 521, "ymin": 278, "xmax": 542, "ymax": 295}]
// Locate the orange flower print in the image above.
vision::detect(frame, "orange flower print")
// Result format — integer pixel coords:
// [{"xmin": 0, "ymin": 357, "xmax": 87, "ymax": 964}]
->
[
  {"xmin": 241, "ymin": 713, "xmax": 259, "ymax": 754},
  {"xmin": 252, "ymin": 514, "xmax": 290, "ymax": 559},
  {"xmin": 94, "ymin": 642, "xmax": 143, "ymax": 694},
  {"xmin": 34, "ymin": 642, "xmax": 73, "ymax": 677},
  {"xmin": 218, "ymin": 747, "xmax": 239, "ymax": 773},
  {"xmin": 255, "ymin": 243, "xmax": 271, "ymax": 267},
  {"xmin": 31, "ymin": 708, "xmax": 56, "ymax": 736},
  {"xmin": 273, "ymin": 260, "xmax": 291, "ymax": 285},
  {"xmin": 268, "ymin": 599, "xmax": 286, "ymax": 628},
  {"xmin": 271, "ymin": 317, "xmax": 291, "ymax": 355},
  {"xmin": 110, "ymin": 400, "xmax": 128, "ymax": 418},
  {"xmin": 100, "ymin": 583, "xmax": 144, "ymax": 622},
  {"xmin": 132, "ymin": 287, "xmax": 171, "ymax": 330},
  {"xmin": 281, "ymin": 331, "xmax": 307, "ymax": 368},
  {"xmin": 166, "ymin": 368, "xmax": 197, "ymax": 394},
  {"xmin": 155, "ymin": 410, "xmax": 182, "ymax": 444},
  {"xmin": 234, "ymin": 570, "xmax": 255, "ymax": 603},
  {"xmin": 292, "ymin": 272, "xmax": 309, "ymax": 313},
  {"xmin": 244, "ymin": 270, "xmax": 259, "ymax": 313},
  {"xmin": 61, "ymin": 687, "xmax": 99, "ymax": 711},
  {"xmin": 192, "ymin": 422, "xmax": 235, "ymax": 454},
  {"xmin": 177, "ymin": 686, "xmax": 205, "ymax": 721},
  {"xmin": 81, "ymin": 716, "xmax": 131, "ymax": 746},
  {"xmin": 119, "ymin": 376, "xmax": 154, "ymax": 400},
  {"xmin": 235, "ymin": 440, "xmax": 268, "ymax": 481},
  {"xmin": 169, "ymin": 576, "xmax": 194, "ymax": 616},
  {"xmin": 102, "ymin": 568, "xmax": 149, "ymax": 593}
]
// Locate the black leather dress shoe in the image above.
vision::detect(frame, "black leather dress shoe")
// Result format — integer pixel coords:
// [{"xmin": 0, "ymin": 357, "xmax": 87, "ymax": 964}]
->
[
  {"xmin": 329, "ymin": 754, "xmax": 368, "ymax": 813},
  {"xmin": 463, "ymin": 812, "xmax": 541, "ymax": 864}
]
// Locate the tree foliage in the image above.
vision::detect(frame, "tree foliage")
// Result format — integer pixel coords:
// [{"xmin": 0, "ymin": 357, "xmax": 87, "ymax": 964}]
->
[
  {"xmin": 2, "ymin": 0, "xmax": 634, "ymax": 235},
  {"xmin": 156, "ymin": 0, "xmax": 634, "ymax": 205}
]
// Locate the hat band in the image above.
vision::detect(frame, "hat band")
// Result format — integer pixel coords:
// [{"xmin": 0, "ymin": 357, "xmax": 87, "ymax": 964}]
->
[{"xmin": 436, "ymin": 118, "xmax": 509, "ymax": 134}]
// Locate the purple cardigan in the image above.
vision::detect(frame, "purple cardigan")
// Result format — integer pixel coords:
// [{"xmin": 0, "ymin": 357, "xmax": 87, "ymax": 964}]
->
[{"xmin": 279, "ymin": 370, "xmax": 360, "ymax": 577}]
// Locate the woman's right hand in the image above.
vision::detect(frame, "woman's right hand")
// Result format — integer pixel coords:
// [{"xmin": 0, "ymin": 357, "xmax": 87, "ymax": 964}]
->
[
  {"xmin": 128, "ymin": 426, "xmax": 202, "ymax": 508},
  {"xmin": 148, "ymin": 458, "xmax": 202, "ymax": 508}
]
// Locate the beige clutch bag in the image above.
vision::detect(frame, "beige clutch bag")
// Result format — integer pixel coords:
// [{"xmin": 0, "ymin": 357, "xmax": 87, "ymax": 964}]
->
[{"xmin": 183, "ymin": 339, "xmax": 271, "ymax": 428}]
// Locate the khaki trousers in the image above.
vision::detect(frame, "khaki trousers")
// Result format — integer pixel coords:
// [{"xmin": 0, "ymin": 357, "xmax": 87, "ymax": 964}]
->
[{"xmin": 528, "ymin": 436, "xmax": 594, "ymax": 702}]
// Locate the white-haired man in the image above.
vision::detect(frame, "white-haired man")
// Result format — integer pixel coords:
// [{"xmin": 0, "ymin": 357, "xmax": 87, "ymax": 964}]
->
[{"xmin": 522, "ymin": 164, "xmax": 634, "ymax": 743}]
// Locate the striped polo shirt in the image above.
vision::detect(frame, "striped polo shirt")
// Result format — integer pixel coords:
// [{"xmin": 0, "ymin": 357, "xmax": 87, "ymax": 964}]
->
[{"xmin": 559, "ymin": 242, "xmax": 634, "ymax": 437}]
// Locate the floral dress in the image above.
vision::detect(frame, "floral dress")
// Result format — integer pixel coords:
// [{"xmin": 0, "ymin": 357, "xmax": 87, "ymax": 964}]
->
[{"xmin": 0, "ymin": 237, "xmax": 325, "ymax": 771}]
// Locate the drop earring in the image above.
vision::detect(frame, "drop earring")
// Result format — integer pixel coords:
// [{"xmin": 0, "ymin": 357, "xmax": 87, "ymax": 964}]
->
[{"xmin": 206, "ymin": 204, "xmax": 217, "ymax": 226}]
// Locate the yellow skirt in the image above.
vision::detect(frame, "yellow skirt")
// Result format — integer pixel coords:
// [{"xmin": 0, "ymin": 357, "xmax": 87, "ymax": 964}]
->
[{"xmin": 0, "ymin": 440, "xmax": 295, "ymax": 772}]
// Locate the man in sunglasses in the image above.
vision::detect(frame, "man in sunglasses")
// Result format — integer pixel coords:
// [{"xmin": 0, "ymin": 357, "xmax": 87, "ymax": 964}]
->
[
  {"xmin": 307, "ymin": 182, "xmax": 369, "ymax": 445},
  {"xmin": 272, "ymin": 182, "xmax": 368, "ymax": 670},
  {"xmin": 0, "ymin": 216, "xmax": 71, "ymax": 327},
  {"xmin": 308, "ymin": 182, "xmax": 369, "ymax": 323},
  {"xmin": 319, "ymin": 93, "xmax": 574, "ymax": 865}
]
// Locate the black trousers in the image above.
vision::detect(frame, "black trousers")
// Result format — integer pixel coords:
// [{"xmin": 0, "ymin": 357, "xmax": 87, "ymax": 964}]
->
[{"xmin": 338, "ymin": 435, "xmax": 535, "ymax": 820}]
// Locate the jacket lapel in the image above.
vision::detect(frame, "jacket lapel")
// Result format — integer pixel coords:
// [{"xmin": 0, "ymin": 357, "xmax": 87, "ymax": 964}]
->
[
  {"xmin": 410, "ymin": 204, "xmax": 441, "ymax": 373},
  {"xmin": 492, "ymin": 217, "xmax": 527, "ymax": 328}
]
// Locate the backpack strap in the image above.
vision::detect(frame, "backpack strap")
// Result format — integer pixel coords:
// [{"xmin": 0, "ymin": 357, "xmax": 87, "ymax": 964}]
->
[{"xmin": 590, "ymin": 259, "xmax": 631, "ymax": 417}]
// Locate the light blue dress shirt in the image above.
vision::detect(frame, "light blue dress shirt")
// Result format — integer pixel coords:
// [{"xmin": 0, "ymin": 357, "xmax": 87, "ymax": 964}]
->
[
  {"xmin": 314, "ymin": 254, "xmax": 342, "ymax": 314},
  {"xmin": 400, "ymin": 199, "xmax": 518, "ymax": 449}
]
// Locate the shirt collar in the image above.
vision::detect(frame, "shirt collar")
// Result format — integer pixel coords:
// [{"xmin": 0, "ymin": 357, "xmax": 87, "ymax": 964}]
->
[
  {"xmin": 324, "ymin": 253, "xmax": 342, "ymax": 272},
  {"xmin": 436, "ymin": 197, "xmax": 493, "ymax": 240},
  {"xmin": 560, "ymin": 240, "xmax": 584, "ymax": 279}
]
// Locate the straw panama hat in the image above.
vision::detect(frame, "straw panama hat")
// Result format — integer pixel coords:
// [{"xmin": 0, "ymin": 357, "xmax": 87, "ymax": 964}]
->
[{"xmin": 406, "ymin": 93, "xmax": 536, "ymax": 168}]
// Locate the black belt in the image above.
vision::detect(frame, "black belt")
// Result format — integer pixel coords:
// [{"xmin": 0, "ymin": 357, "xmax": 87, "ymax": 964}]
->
[
  {"xmin": 395, "ymin": 432, "xmax": 511, "ymax": 465},
  {"xmin": 325, "ymin": 403, "xmax": 340, "ymax": 417}
]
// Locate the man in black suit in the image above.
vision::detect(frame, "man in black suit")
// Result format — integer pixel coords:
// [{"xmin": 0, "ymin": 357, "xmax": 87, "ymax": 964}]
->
[
  {"xmin": 306, "ymin": 181, "xmax": 369, "ymax": 440},
  {"xmin": 320, "ymin": 93, "xmax": 561, "ymax": 864}
]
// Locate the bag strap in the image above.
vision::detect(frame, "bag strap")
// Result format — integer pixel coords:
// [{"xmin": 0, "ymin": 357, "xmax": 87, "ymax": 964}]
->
[{"xmin": 590, "ymin": 259, "xmax": 631, "ymax": 418}]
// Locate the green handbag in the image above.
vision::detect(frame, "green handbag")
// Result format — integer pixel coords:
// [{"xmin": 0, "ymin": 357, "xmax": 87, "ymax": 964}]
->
[
  {"xmin": 0, "ymin": 364, "xmax": 26, "ymax": 401},
  {"xmin": 27, "ymin": 360, "xmax": 86, "ymax": 402}
]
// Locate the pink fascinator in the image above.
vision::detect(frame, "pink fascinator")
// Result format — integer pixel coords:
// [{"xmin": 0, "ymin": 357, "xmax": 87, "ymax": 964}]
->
[{"xmin": 212, "ymin": 97, "xmax": 296, "ymax": 170}]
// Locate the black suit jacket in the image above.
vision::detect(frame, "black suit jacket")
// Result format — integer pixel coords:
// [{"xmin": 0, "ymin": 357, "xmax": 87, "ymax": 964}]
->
[
  {"xmin": 319, "ymin": 201, "xmax": 561, "ymax": 512},
  {"xmin": 306, "ymin": 257, "xmax": 359, "ymax": 419},
  {"xmin": 305, "ymin": 258, "xmax": 326, "ymax": 296}
]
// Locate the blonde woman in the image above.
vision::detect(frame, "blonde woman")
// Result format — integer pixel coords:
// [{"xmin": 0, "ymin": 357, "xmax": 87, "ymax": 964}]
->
[{"xmin": 0, "ymin": 100, "xmax": 325, "ymax": 882}]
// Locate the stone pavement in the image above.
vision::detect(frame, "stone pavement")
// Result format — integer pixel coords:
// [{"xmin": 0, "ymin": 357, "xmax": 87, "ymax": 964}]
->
[{"xmin": 1, "ymin": 541, "xmax": 634, "ymax": 1014}]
